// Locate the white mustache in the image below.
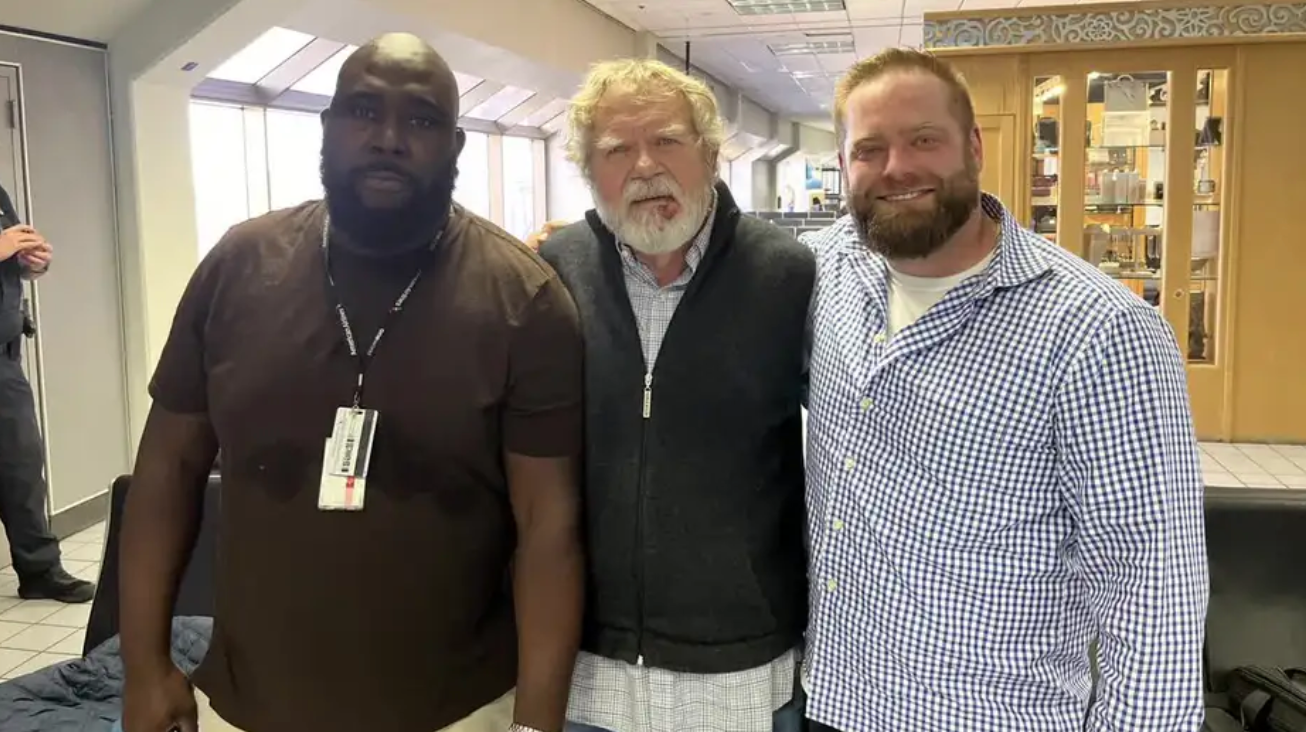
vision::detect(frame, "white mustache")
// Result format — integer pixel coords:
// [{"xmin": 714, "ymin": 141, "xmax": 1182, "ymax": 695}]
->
[{"xmin": 623, "ymin": 177, "xmax": 681, "ymax": 205}]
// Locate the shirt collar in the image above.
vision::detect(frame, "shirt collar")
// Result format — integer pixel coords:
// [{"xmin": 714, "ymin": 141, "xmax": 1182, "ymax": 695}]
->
[
  {"xmin": 980, "ymin": 193, "xmax": 1054, "ymax": 291},
  {"xmin": 833, "ymin": 192, "xmax": 1054, "ymax": 294}
]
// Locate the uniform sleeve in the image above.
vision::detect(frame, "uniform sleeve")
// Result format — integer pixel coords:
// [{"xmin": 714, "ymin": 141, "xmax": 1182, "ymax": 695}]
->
[
  {"xmin": 147, "ymin": 241, "xmax": 228, "ymax": 415},
  {"xmin": 504, "ymin": 275, "xmax": 584, "ymax": 457},
  {"xmin": 1055, "ymin": 305, "xmax": 1208, "ymax": 732}
]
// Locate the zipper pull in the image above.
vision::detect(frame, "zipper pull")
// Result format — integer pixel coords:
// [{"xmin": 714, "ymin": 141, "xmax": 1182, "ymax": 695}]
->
[
  {"xmin": 636, "ymin": 654, "xmax": 645, "ymax": 666},
  {"xmin": 642, "ymin": 373, "xmax": 652, "ymax": 418}
]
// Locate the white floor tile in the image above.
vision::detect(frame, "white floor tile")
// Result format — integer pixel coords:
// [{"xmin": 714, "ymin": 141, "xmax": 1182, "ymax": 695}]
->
[
  {"xmin": 0, "ymin": 623, "xmax": 75, "ymax": 652},
  {"xmin": 0, "ymin": 566, "xmax": 14, "ymax": 578},
  {"xmin": 68, "ymin": 526, "xmax": 105, "ymax": 544},
  {"xmin": 47, "ymin": 629, "xmax": 86, "ymax": 655},
  {"xmin": 1253, "ymin": 458, "xmax": 1305, "ymax": 477},
  {"xmin": 0, "ymin": 620, "xmax": 28, "ymax": 644},
  {"xmin": 1272, "ymin": 444, "xmax": 1306, "ymax": 460},
  {"xmin": 0, "ymin": 648, "xmax": 35, "ymax": 677},
  {"xmin": 1234, "ymin": 443, "xmax": 1283, "ymax": 457},
  {"xmin": 1215, "ymin": 457, "xmax": 1267, "ymax": 475},
  {"xmin": 1200, "ymin": 454, "xmax": 1225, "ymax": 472},
  {"xmin": 1204, "ymin": 472, "xmax": 1242, "ymax": 487},
  {"xmin": 59, "ymin": 559, "xmax": 96, "ymax": 576},
  {"xmin": 0, "ymin": 600, "xmax": 62, "ymax": 624},
  {"xmin": 6, "ymin": 652, "xmax": 76, "ymax": 679},
  {"xmin": 0, "ymin": 597, "xmax": 20, "ymax": 616},
  {"xmin": 1238, "ymin": 475, "xmax": 1285, "ymax": 488},
  {"xmin": 1280, "ymin": 475, "xmax": 1306, "ymax": 488},
  {"xmin": 41, "ymin": 603, "xmax": 92, "ymax": 628},
  {"xmin": 62, "ymin": 543, "xmax": 104, "ymax": 563}
]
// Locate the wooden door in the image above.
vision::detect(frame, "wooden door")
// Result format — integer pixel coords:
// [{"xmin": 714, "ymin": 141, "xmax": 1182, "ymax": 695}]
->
[{"xmin": 977, "ymin": 114, "xmax": 1016, "ymax": 209}]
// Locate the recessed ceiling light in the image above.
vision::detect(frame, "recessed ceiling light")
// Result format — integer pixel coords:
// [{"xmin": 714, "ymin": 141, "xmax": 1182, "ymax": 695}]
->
[
  {"xmin": 768, "ymin": 38, "xmax": 855, "ymax": 56},
  {"xmin": 729, "ymin": 0, "xmax": 847, "ymax": 15}
]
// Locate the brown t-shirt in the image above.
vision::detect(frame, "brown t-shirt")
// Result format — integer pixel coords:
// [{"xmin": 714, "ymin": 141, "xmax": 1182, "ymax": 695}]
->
[{"xmin": 150, "ymin": 201, "xmax": 582, "ymax": 732}]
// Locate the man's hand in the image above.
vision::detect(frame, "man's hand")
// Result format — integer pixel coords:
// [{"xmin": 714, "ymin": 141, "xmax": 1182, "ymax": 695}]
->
[
  {"xmin": 0, "ymin": 224, "xmax": 40, "ymax": 263},
  {"xmin": 18, "ymin": 235, "xmax": 51, "ymax": 274},
  {"xmin": 122, "ymin": 664, "xmax": 198, "ymax": 732},
  {"xmin": 525, "ymin": 220, "xmax": 570, "ymax": 252}
]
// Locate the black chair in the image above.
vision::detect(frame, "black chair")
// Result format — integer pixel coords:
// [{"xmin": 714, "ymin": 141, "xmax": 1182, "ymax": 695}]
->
[
  {"xmin": 1204, "ymin": 488, "xmax": 1306, "ymax": 691},
  {"xmin": 83, "ymin": 474, "xmax": 221, "ymax": 655}
]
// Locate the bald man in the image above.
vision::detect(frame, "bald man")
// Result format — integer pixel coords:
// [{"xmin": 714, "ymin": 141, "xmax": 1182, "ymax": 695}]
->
[{"xmin": 119, "ymin": 34, "xmax": 584, "ymax": 732}]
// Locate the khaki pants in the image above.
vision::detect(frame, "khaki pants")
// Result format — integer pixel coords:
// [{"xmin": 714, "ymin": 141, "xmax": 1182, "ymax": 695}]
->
[{"xmin": 195, "ymin": 687, "xmax": 516, "ymax": 732}]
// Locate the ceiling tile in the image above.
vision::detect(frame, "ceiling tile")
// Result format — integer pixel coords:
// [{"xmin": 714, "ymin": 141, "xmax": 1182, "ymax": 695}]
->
[
  {"xmin": 780, "ymin": 54, "xmax": 824, "ymax": 72},
  {"xmin": 899, "ymin": 22, "xmax": 925, "ymax": 46},
  {"xmin": 853, "ymin": 26, "xmax": 902, "ymax": 55},
  {"xmin": 960, "ymin": 0, "xmax": 1018, "ymax": 7},
  {"xmin": 902, "ymin": 0, "xmax": 961, "ymax": 14},
  {"xmin": 845, "ymin": 0, "xmax": 905, "ymax": 19},
  {"xmin": 818, "ymin": 52, "xmax": 859, "ymax": 70}
]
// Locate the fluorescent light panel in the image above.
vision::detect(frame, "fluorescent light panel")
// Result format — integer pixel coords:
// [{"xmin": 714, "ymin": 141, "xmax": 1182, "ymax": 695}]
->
[
  {"xmin": 730, "ymin": 0, "xmax": 847, "ymax": 15},
  {"xmin": 769, "ymin": 40, "xmax": 856, "ymax": 56}
]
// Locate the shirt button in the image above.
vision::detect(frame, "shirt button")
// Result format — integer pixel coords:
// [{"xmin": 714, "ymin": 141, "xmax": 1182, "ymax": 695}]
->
[
  {"xmin": 873, "ymin": 332, "xmax": 887, "ymax": 343},
  {"xmin": 832, "ymin": 519, "xmax": 845, "ymax": 531},
  {"xmin": 844, "ymin": 457, "xmax": 856, "ymax": 471},
  {"xmin": 859, "ymin": 397, "xmax": 873, "ymax": 411},
  {"xmin": 826, "ymin": 578, "xmax": 838, "ymax": 591}
]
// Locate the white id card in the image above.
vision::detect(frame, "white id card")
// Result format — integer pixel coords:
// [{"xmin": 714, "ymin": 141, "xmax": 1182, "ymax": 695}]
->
[{"xmin": 318, "ymin": 407, "xmax": 379, "ymax": 511}]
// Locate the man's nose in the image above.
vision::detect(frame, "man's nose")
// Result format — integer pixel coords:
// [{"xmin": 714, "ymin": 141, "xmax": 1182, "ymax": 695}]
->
[
  {"xmin": 881, "ymin": 144, "xmax": 914, "ymax": 180},
  {"xmin": 633, "ymin": 146, "xmax": 659, "ymax": 175},
  {"xmin": 370, "ymin": 118, "xmax": 409, "ymax": 156}
]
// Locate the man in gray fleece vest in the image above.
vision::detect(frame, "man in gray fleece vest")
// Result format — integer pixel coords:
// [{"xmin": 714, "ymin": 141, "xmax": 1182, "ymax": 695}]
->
[{"xmin": 533, "ymin": 59, "xmax": 814, "ymax": 732}]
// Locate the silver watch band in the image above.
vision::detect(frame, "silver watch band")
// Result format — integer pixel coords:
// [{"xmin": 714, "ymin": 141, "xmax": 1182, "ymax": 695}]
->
[{"xmin": 508, "ymin": 725, "xmax": 547, "ymax": 732}]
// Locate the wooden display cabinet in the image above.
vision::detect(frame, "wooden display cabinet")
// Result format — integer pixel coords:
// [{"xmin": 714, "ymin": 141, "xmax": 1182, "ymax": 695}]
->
[{"xmin": 937, "ymin": 45, "xmax": 1250, "ymax": 440}]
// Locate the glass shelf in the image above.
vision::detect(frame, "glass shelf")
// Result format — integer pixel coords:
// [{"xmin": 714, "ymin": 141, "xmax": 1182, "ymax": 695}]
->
[{"xmin": 1030, "ymin": 74, "xmax": 1063, "ymax": 242}]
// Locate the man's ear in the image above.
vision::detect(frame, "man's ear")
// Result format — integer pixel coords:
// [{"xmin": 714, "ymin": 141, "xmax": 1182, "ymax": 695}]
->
[
  {"xmin": 969, "ymin": 124, "xmax": 984, "ymax": 170},
  {"xmin": 454, "ymin": 127, "xmax": 467, "ymax": 158}
]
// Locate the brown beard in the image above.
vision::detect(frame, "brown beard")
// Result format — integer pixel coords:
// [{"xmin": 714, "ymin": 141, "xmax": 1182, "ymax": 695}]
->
[{"xmin": 849, "ymin": 152, "xmax": 980, "ymax": 260}]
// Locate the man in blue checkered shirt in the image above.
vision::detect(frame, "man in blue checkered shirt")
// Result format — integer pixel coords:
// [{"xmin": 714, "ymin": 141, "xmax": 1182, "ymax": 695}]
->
[{"xmin": 799, "ymin": 49, "xmax": 1208, "ymax": 732}]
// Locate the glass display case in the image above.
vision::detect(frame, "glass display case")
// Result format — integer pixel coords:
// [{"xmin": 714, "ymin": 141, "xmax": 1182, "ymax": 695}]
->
[
  {"xmin": 1189, "ymin": 68, "xmax": 1228, "ymax": 364},
  {"xmin": 1026, "ymin": 62, "xmax": 1231, "ymax": 366},
  {"xmin": 1082, "ymin": 71, "xmax": 1169, "ymax": 310},
  {"xmin": 1030, "ymin": 75, "xmax": 1062, "ymax": 244}
]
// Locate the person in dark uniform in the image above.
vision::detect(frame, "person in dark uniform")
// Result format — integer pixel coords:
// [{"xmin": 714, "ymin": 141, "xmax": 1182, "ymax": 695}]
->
[{"xmin": 0, "ymin": 181, "xmax": 96, "ymax": 603}]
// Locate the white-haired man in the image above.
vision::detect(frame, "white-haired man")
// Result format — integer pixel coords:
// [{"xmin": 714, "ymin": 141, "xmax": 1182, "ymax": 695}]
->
[
  {"xmin": 535, "ymin": 59, "xmax": 813, "ymax": 732},
  {"xmin": 801, "ymin": 48, "xmax": 1206, "ymax": 732}
]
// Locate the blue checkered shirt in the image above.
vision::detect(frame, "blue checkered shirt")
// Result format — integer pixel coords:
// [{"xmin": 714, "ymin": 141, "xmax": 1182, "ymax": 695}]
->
[{"xmin": 799, "ymin": 194, "xmax": 1208, "ymax": 732}]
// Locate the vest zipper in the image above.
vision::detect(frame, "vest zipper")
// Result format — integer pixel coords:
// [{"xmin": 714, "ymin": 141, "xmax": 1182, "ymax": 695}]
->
[
  {"xmin": 635, "ymin": 370, "xmax": 652, "ymax": 666},
  {"xmin": 642, "ymin": 372, "xmax": 653, "ymax": 419}
]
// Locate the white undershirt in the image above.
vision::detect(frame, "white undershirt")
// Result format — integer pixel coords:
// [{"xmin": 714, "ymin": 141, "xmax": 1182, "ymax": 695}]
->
[{"xmin": 886, "ymin": 248, "xmax": 996, "ymax": 338}]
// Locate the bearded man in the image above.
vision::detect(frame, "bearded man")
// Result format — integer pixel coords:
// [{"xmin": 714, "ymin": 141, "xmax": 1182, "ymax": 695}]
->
[
  {"xmin": 119, "ymin": 33, "xmax": 584, "ymax": 732},
  {"xmin": 799, "ymin": 49, "xmax": 1207, "ymax": 732},
  {"xmin": 536, "ymin": 59, "xmax": 814, "ymax": 732}
]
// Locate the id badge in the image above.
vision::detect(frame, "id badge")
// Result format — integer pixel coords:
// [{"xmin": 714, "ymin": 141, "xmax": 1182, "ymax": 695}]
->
[{"xmin": 318, "ymin": 407, "xmax": 379, "ymax": 511}]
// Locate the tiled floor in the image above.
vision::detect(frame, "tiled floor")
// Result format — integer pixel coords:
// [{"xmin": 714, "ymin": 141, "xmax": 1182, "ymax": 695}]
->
[
  {"xmin": 1200, "ymin": 442, "xmax": 1306, "ymax": 489},
  {"xmin": 0, "ymin": 521, "xmax": 103, "ymax": 680},
  {"xmin": 0, "ymin": 441, "xmax": 1301, "ymax": 681}
]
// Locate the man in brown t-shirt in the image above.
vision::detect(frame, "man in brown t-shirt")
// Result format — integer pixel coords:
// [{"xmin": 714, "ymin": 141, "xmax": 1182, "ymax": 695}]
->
[{"xmin": 118, "ymin": 33, "xmax": 584, "ymax": 732}]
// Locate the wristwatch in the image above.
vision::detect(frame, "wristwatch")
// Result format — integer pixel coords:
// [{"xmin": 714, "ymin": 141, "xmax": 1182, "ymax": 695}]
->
[{"xmin": 508, "ymin": 725, "xmax": 547, "ymax": 732}]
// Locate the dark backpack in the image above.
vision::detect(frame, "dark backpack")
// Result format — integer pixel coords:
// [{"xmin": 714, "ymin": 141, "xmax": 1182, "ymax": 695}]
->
[{"xmin": 1205, "ymin": 667, "xmax": 1306, "ymax": 731}]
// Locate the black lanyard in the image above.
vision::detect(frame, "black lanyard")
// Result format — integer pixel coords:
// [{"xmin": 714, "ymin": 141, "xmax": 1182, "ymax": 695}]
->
[{"xmin": 321, "ymin": 214, "xmax": 442, "ymax": 407}]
